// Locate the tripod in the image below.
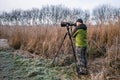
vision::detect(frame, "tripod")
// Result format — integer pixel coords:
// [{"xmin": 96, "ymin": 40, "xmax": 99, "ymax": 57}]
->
[{"xmin": 51, "ymin": 25, "xmax": 77, "ymax": 66}]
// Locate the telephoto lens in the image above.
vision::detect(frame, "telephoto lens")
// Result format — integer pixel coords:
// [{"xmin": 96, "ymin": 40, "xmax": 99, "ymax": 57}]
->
[
  {"xmin": 61, "ymin": 22, "xmax": 76, "ymax": 27},
  {"xmin": 61, "ymin": 22, "xmax": 69, "ymax": 27}
]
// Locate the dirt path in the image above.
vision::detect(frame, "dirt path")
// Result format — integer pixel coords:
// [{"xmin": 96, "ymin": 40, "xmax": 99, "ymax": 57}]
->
[{"xmin": 0, "ymin": 39, "xmax": 9, "ymax": 48}]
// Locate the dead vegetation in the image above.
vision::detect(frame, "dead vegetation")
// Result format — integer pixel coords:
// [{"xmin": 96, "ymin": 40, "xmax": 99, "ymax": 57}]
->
[{"xmin": 0, "ymin": 23, "xmax": 120, "ymax": 79}]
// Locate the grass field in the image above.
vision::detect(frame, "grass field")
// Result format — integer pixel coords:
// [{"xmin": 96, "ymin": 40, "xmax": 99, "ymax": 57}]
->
[{"xmin": 0, "ymin": 23, "xmax": 120, "ymax": 79}]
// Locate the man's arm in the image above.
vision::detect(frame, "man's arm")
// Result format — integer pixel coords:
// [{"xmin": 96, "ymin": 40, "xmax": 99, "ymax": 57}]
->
[
  {"xmin": 71, "ymin": 24, "xmax": 87, "ymax": 38},
  {"xmin": 71, "ymin": 27, "xmax": 78, "ymax": 38}
]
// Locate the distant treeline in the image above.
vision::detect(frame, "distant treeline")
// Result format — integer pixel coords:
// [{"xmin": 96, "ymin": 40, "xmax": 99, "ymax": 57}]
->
[{"xmin": 0, "ymin": 5, "xmax": 120, "ymax": 25}]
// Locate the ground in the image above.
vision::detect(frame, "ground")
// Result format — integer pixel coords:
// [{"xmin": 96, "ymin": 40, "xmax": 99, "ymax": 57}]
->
[{"xmin": 0, "ymin": 39, "xmax": 104, "ymax": 80}]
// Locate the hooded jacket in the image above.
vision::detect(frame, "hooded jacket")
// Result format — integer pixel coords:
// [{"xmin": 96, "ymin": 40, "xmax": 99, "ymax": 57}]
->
[{"xmin": 72, "ymin": 24, "xmax": 87, "ymax": 47}]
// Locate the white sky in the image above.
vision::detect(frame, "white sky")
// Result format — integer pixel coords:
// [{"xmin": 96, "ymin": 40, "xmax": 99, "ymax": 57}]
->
[{"xmin": 0, "ymin": 0, "xmax": 120, "ymax": 12}]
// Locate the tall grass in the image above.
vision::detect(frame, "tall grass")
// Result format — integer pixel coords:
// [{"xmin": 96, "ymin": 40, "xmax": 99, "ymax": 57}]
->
[
  {"xmin": 88, "ymin": 23, "xmax": 120, "ymax": 58},
  {"xmin": 0, "ymin": 25, "xmax": 71, "ymax": 58},
  {"xmin": 0, "ymin": 24, "xmax": 120, "ymax": 58}
]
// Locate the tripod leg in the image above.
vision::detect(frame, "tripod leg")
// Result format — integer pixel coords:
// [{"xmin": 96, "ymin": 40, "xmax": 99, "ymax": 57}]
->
[
  {"xmin": 51, "ymin": 32, "xmax": 68, "ymax": 66},
  {"xmin": 67, "ymin": 27, "xmax": 77, "ymax": 62},
  {"xmin": 66, "ymin": 27, "xmax": 80, "ymax": 74}
]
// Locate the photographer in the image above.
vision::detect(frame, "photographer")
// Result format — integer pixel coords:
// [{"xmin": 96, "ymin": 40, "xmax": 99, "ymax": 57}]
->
[{"xmin": 72, "ymin": 19, "xmax": 87, "ymax": 75}]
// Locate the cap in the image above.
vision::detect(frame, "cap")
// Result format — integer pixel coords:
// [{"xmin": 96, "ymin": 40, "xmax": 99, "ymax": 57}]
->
[{"xmin": 76, "ymin": 19, "xmax": 83, "ymax": 23}]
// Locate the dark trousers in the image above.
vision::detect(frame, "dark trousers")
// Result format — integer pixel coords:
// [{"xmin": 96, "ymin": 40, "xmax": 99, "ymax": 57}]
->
[{"xmin": 76, "ymin": 47, "xmax": 87, "ymax": 73}]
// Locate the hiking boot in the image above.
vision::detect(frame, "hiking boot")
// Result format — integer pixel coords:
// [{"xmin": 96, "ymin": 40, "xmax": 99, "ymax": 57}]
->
[
  {"xmin": 76, "ymin": 67, "xmax": 88, "ymax": 75},
  {"xmin": 78, "ymin": 71, "xmax": 88, "ymax": 75}
]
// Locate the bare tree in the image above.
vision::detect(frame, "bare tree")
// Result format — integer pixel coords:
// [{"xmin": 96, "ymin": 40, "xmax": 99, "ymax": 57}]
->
[
  {"xmin": 93, "ymin": 4, "xmax": 118, "ymax": 25},
  {"xmin": 0, "ymin": 5, "xmax": 90, "ymax": 25}
]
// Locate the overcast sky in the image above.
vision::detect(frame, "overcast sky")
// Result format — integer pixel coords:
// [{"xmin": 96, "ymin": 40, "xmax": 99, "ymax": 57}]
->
[{"xmin": 0, "ymin": 0, "xmax": 120, "ymax": 12}]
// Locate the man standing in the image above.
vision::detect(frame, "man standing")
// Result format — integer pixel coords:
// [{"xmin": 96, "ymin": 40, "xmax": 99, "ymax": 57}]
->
[{"xmin": 72, "ymin": 19, "xmax": 87, "ymax": 75}]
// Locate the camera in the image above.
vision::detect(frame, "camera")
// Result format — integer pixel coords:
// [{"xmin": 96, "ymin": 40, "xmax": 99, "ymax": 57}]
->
[{"xmin": 61, "ymin": 22, "xmax": 76, "ymax": 27}]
